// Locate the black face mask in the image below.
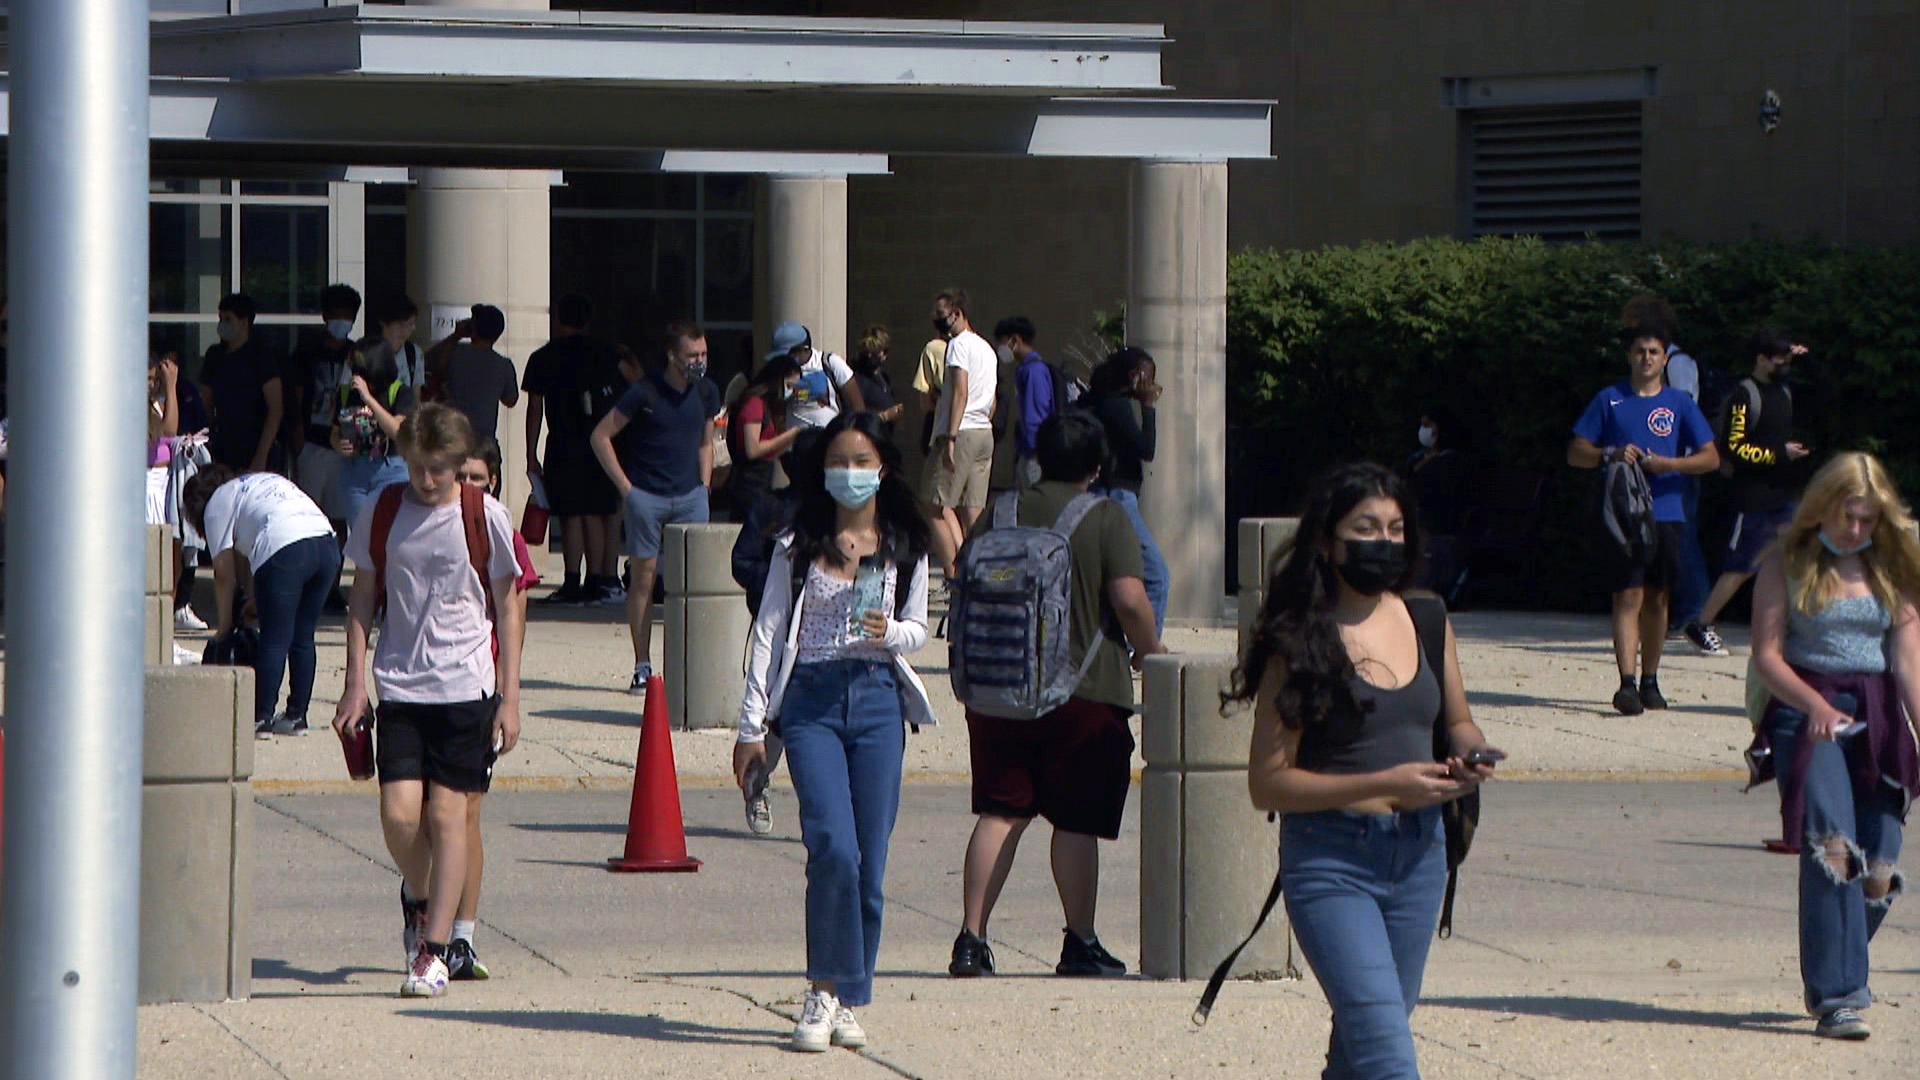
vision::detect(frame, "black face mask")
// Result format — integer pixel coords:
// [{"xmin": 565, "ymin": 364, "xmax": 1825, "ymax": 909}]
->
[
  {"xmin": 1335, "ymin": 539, "xmax": 1407, "ymax": 596},
  {"xmin": 932, "ymin": 316, "xmax": 952, "ymax": 336}
]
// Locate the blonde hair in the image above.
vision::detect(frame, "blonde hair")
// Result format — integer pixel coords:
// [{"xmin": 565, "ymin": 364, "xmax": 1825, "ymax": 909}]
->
[
  {"xmin": 1779, "ymin": 451, "xmax": 1920, "ymax": 615},
  {"xmin": 859, "ymin": 324, "xmax": 891, "ymax": 359},
  {"xmin": 395, "ymin": 402, "xmax": 476, "ymax": 466}
]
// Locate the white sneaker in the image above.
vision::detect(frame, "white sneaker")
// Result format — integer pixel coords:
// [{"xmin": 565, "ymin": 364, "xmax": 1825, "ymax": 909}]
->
[
  {"xmin": 791, "ymin": 988, "xmax": 837, "ymax": 1052},
  {"xmin": 628, "ymin": 660, "xmax": 652, "ymax": 696},
  {"xmin": 745, "ymin": 792, "xmax": 773, "ymax": 836},
  {"xmin": 400, "ymin": 945, "xmax": 449, "ymax": 998},
  {"xmin": 173, "ymin": 605, "xmax": 209, "ymax": 632},
  {"xmin": 831, "ymin": 1004, "xmax": 868, "ymax": 1049},
  {"xmin": 172, "ymin": 642, "xmax": 202, "ymax": 665}
]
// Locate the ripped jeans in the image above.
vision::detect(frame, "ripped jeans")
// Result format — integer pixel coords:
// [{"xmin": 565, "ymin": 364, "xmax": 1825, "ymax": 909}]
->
[{"xmin": 1770, "ymin": 706, "xmax": 1907, "ymax": 1015}]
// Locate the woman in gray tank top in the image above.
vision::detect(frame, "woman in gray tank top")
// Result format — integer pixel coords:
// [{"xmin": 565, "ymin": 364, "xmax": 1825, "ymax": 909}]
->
[
  {"xmin": 1749, "ymin": 451, "xmax": 1920, "ymax": 1041},
  {"xmin": 1225, "ymin": 462, "xmax": 1503, "ymax": 1080}
]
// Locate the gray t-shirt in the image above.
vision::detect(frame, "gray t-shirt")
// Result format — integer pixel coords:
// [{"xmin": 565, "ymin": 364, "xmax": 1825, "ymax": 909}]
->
[{"xmin": 442, "ymin": 343, "xmax": 519, "ymax": 442}]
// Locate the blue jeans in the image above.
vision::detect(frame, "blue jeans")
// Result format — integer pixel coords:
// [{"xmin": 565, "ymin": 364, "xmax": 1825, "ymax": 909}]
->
[
  {"xmin": 1771, "ymin": 707, "xmax": 1907, "ymax": 1015},
  {"xmin": 1095, "ymin": 486, "xmax": 1169, "ymax": 633},
  {"xmin": 336, "ymin": 454, "xmax": 409, "ymax": 536},
  {"xmin": 1671, "ymin": 478, "xmax": 1709, "ymax": 626},
  {"xmin": 780, "ymin": 659, "xmax": 906, "ymax": 1007},
  {"xmin": 1282, "ymin": 807, "xmax": 1447, "ymax": 1080},
  {"xmin": 251, "ymin": 535, "xmax": 341, "ymax": 725}
]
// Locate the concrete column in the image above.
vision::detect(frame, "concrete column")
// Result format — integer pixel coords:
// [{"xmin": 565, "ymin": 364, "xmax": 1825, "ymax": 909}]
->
[
  {"xmin": 660, "ymin": 523, "xmax": 752, "ymax": 730},
  {"xmin": 1235, "ymin": 518, "xmax": 1300, "ymax": 656},
  {"xmin": 405, "ymin": 167, "xmax": 550, "ymax": 516},
  {"xmin": 761, "ymin": 175, "xmax": 849, "ymax": 359},
  {"xmin": 328, "ymin": 180, "xmax": 368, "ymax": 338},
  {"xmin": 145, "ymin": 525, "xmax": 175, "ymax": 666},
  {"xmin": 140, "ymin": 665, "xmax": 254, "ymax": 1004},
  {"xmin": 406, "ymin": 0, "xmax": 549, "ymax": 515},
  {"xmin": 1128, "ymin": 160, "xmax": 1229, "ymax": 625},
  {"xmin": 1139, "ymin": 653, "xmax": 1295, "ymax": 982}
]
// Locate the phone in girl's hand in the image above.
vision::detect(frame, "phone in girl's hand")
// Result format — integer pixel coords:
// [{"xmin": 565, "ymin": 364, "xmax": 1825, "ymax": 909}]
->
[{"xmin": 851, "ymin": 558, "xmax": 887, "ymax": 637}]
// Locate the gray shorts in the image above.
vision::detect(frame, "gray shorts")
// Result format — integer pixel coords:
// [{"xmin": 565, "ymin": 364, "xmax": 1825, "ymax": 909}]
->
[{"xmin": 622, "ymin": 484, "xmax": 709, "ymax": 560}]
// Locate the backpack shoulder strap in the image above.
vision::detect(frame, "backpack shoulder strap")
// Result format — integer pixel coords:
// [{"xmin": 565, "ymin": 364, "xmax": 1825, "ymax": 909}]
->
[
  {"xmin": 369, "ymin": 484, "xmax": 407, "ymax": 616},
  {"xmin": 1740, "ymin": 378, "xmax": 1763, "ymax": 426},
  {"xmin": 1405, "ymin": 594, "xmax": 1448, "ymax": 714},
  {"xmin": 1194, "ymin": 863, "xmax": 1285, "ymax": 1027},
  {"xmin": 1051, "ymin": 491, "xmax": 1104, "ymax": 539},
  {"xmin": 460, "ymin": 484, "xmax": 495, "ymax": 624},
  {"xmin": 989, "ymin": 490, "xmax": 1022, "ymax": 531}
]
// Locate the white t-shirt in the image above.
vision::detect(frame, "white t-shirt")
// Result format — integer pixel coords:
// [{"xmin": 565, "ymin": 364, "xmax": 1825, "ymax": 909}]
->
[
  {"xmin": 937, "ymin": 330, "xmax": 999, "ymax": 433},
  {"xmin": 787, "ymin": 348, "xmax": 856, "ymax": 429},
  {"xmin": 202, "ymin": 473, "xmax": 335, "ymax": 572},
  {"xmin": 346, "ymin": 489, "xmax": 521, "ymax": 704}
]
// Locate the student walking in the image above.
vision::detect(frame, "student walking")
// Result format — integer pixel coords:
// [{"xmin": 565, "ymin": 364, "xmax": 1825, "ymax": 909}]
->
[
  {"xmin": 1083, "ymin": 347, "xmax": 1171, "ymax": 633},
  {"xmin": 182, "ymin": 465, "xmax": 341, "ymax": 740},
  {"xmin": 1227, "ymin": 461, "xmax": 1499, "ymax": 1080},
  {"xmin": 334, "ymin": 404, "xmax": 525, "ymax": 998},
  {"xmin": 732, "ymin": 411, "xmax": 932, "ymax": 1052},
  {"xmin": 1567, "ymin": 326, "xmax": 1720, "ymax": 715},
  {"xmin": 1748, "ymin": 451, "xmax": 1919, "ymax": 1040},
  {"xmin": 1682, "ymin": 330, "xmax": 1812, "ymax": 657}
]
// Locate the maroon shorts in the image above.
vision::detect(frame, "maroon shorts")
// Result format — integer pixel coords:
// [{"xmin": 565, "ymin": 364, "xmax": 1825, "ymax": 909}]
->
[{"xmin": 966, "ymin": 697, "xmax": 1135, "ymax": 840}]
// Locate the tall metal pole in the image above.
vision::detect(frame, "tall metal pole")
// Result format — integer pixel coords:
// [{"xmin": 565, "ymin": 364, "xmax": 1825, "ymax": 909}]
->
[{"xmin": 3, "ymin": 1, "xmax": 151, "ymax": 1077}]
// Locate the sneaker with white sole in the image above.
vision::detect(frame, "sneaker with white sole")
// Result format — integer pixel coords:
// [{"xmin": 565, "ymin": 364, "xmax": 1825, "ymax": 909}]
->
[
  {"xmin": 791, "ymin": 988, "xmax": 837, "ymax": 1053},
  {"xmin": 173, "ymin": 605, "xmax": 209, "ymax": 632},
  {"xmin": 446, "ymin": 938, "xmax": 490, "ymax": 981},
  {"xmin": 400, "ymin": 887, "xmax": 427, "ymax": 969},
  {"xmin": 1815, "ymin": 1006, "xmax": 1870, "ymax": 1040},
  {"xmin": 400, "ymin": 944, "xmax": 450, "ymax": 998},
  {"xmin": 1683, "ymin": 621, "xmax": 1731, "ymax": 657},
  {"xmin": 745, "ymin": 792, "xmax": 773, "ymax": 836},
  {"xmin": 254, "ymin": 716, "xmax": 276, "ymax": 741},
  {"xmin": 831, "ymin": 1005, "xmax": 868, "ymax": 1049},
  {"xmin": 628, "ymin": 661, "xmax": 652, "ymax": 696},
  {"xmin": 271, "ymin": 713, "xmax": 310, "ymax": 736}
]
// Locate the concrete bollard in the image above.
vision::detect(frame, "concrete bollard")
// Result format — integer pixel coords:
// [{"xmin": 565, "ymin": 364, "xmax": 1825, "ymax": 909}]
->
[
  {"xmin": 146, "ymin": 523, "xmax": 176, "ymax": 665},
  {"xmin": 1235, "ymin": 518, "xmax": 1298, "ymax": 657},
  {"xmin": 660, "ymin": 522, "xmax": 752, "ymax": 730},
  {"xmin": 1140, "ymin": 653, "xmax": 1294, "ymax": 981},
  {"xmin": 141, "ymin": 664, "xmax": 253, "ymax": 1004}
]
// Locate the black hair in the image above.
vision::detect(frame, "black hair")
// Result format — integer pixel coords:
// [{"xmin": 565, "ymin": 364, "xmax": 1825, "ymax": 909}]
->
[
  {"xmin": 373, "ymin": 294, "xmax": 418, "ymax": 329},
  {"xmin": 1747, "ymin": 327, "xmax": 1794, "ymax": 363},
  {"xmin": 1424, "ymin": 405, "xmax": 1471, "ymax": 452},
  {"xmin": 787, "ymin": 411, "xmax": 930, "ymax": 574},
  {"xmin": 555, "ymin": 293, "xmax": 594, "ymax": 330},
  {"xmin": 751, "ymin": 355, "xmax": 802, "ymax": 397},
  {"xmin": 1036, "ymin": 411, "xmax": 1107, "ymax": 483},
  {"xmin": 993, "ymin": 316, "xmax": 1037, "ymax": 344},
  {"xmin": 217, "ymin": 293, "xmax": 258, "ymax": 323},
  {"xmin": 1624, "ymin": 323, "xmax": 1668, "ymax": 351},
  {"xmin": 1225, "ymin": 462, "xmax": 1424, "ymax": 728},
  {"xmin": 181, "ymin": 463, "xmax": 237, "ymax": 539},
  {"xmin": 320, "ymin": 284, "xmax": 362, "ymax": 318},
  {"xmin": 1088, "ymin": 346, "xmax": 1154, "ymax": 397}
]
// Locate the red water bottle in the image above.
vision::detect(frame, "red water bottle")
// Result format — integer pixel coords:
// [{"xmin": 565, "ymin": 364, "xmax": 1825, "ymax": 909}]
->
[{"xmin": 339, "ymin": 718, "xmax": 375, "ymax": 781}]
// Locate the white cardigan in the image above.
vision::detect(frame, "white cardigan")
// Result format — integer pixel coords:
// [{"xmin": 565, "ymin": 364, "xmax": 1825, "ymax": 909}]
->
[{"xmin": 736, "ymin": 535, "xmax": 935, "ymax": 742}]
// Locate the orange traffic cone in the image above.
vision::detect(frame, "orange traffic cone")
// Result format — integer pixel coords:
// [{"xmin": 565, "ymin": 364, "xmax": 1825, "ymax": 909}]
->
[{"xmin": 607, "ymin": 674, "xmax": 701, "ymax": 873}]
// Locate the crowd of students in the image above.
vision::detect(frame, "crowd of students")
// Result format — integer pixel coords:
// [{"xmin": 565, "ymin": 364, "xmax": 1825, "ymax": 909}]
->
[{"xmin": 152, "ymin": 279, "xmax": 1911, "ymax": 1072}]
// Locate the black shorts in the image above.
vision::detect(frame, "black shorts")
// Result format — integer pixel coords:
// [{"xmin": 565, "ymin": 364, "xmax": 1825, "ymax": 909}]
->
[
  {"xmin": 376, "ymin": 696, "xmax": 499, "ymax": 793},
  {"xmin": 1610, "ymin": 520, "xmax": 1686, "ymax": 593},
  {"xmin": 545, "ymin": 448, "xmax": 619, "ymax": 517},
  {"xmin": 966, "ymin": 697, "xmax": 1135, "ymax": 840}
]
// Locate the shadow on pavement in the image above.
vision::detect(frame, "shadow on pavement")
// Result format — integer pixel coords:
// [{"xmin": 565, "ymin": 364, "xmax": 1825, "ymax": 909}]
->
[
  {"xmin": 252, "ymin": 958, "xmax": 391, "ymax": 988},
  {"xmin": 398, "ymin": 1008, "xmax": 777, "ymax": 1047},
  {"xmin": 1466, "ymin": 690, "xmax": 1617, "ymax": 716},
  {"xmin": 515, "ymin": 821, "xmax": 627, "ymax": 835},
  {"xmin": 534, "ymin": 707, "xmax": 642, "ymax": 727},
  {"xmin": 1423, "ymin": 995, "xmax": 1804, "ymax": 1033}
]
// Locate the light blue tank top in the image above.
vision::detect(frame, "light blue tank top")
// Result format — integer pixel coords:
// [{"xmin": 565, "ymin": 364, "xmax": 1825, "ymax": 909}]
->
[{"xmin": 1783, "ymin": 588, "xmax": 1890, "ymax": 675}]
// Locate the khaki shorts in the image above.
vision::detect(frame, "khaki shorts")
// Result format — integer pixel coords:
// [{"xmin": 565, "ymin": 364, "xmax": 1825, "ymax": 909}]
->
[{"xmin": 924, "ymin": 428, "xmax": 995, "ymax": 509}]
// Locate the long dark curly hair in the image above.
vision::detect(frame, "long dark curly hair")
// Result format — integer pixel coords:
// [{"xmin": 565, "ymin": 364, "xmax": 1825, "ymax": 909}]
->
[
  {"xmin": 1226, "ymin": 462, "xmax": 1423, "ymax": 729},
  {"xmin": 788, "ymin": 410, "xmax": 929, "ymax": 573}
]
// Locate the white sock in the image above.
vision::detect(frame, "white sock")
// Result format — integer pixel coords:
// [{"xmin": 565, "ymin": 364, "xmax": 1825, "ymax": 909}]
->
[{"xmin": 452, "ymin": 920, "xmax": 476, "ymax": 945}]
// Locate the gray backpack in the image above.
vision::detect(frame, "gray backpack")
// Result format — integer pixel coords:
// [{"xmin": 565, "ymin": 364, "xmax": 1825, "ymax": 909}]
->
[
  {"xmin": 1601, "ymin": 458, "xmax": 1657, "ymax": 564},
  {"xmin": 948, "ymin": 491, "xmax": 1105, "ymax": 720}
]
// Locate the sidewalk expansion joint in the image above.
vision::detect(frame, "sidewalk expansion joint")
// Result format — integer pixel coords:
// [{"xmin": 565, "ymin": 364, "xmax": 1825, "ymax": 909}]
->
[
  {"xmin": 190, "ymin": 1003, "xmax": 293, "ymax": 1080},
  {"xmin": 635, "ymin": 975, "xmax": 927, "ymax": 1079}
]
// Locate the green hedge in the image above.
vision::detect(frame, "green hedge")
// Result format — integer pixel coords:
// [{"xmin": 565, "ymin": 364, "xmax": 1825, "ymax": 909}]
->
[{"xmin": 1224, "ymin": 237, "xmax": 1920, "ymax": 610}]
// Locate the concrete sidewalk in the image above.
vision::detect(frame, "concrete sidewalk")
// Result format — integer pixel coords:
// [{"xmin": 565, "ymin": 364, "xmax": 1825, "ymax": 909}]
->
[
  {"xmin": 139, "ymin": 782, "xmax": 1915, "ymax": 1079},
  {"xmin": 207, "ymin": 597, "xmax": 1761, "ymax": 791}
]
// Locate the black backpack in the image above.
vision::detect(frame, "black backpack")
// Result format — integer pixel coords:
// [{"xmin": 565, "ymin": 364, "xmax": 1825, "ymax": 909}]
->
[{"xmin": 1194, "ymin": 593, "xmax": 1478, "ymax": 1025}]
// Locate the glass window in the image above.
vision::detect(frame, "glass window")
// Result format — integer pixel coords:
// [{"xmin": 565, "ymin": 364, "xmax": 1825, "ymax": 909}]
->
[
  {"xmin": 239, "ymin": 180, "xmax": 329, "ymax": 198},
  {"xmin": 151, "ymin": 322, "xmax": 223, "ymax": 384},
  {"xmin": 150, "ymin": 202, "xmax": 230, "ymax": 314},
  {"xmin": 241, "ymin": 204, "xmax": 327, "ymax": 314},
  {"xmin": 151, "ymin": 179, "xmax": 226, "ymax": 196},
  {"xmin": 553, "ymin": 173, "xmax": 696, "ymax": 212},
  {"xmin": 365, "ymin": 206, "xmax": 408, "ymax": 312},
  {"xmin": 551, "ymin": 217, "xmax": 697, "ymax": 356},
  {"xmin": 704, "ymin": 327, "xmax": 755, "ymax": 388},
  {"xmin": 704, "ymin": 174, "xmax": 753, "ymax": 212},
  {"xmin": 702, "ymin": 218, "xmax": 753, "ymax": 323}
]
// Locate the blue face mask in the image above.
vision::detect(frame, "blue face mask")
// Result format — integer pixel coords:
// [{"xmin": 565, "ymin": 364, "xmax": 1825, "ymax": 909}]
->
[
  {"xmin": 1820, "ymin": 532, "xmax": 1873, "ymax": 557},
  {"xmin": 824, "ymin": 467, "xmax": 883, "ymax": 509},
  {"xmin": 325, "ymin": 319, "xmax": 355, "ymax": 342}
]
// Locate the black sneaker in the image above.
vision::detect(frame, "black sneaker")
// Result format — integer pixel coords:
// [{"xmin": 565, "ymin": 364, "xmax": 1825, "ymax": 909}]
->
[
  {"xmin": 1638, "ymin": 678, "xmax": 1668, "ymax": 711},
  {"xmin": 948, "ymin": 930, "xmax": 996, "ymax": 977},
  {"xmin": 446, "ymin": 938, "xmax": 490, "ymax": 981},
  {"xmin": 536, "ymin": 582, "xmax": 584, "ymax": 607},
  {"xmin": 1612, "ymin": 683, "xmax": 1645, "ymax": 716},
  {"xmin": 1683, "ymin": 621, "xmax": 1730, "ymax": 657},
  {"xmin": 254, "ymin": 716, "xmax": 276, "ymax": 740},
  {"xmin": 272, "ymin": 713, "xmax": 310, "ymax": 736},
  {"xmin": 1056, "ymin": 930, "xmax": 1128, "ymax": 977}
]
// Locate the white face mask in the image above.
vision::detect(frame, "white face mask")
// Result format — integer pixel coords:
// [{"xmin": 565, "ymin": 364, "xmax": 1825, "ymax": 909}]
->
[
  {"xmin": 995, "ymin": 343, "xmax": 1015, "ymax": 367},
  {"xmin": 1417, "ymin": 424, "xmax": 1438, "ymax": 449}
]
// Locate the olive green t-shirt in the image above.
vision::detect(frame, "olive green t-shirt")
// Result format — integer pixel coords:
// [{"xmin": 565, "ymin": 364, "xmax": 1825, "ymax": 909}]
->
[{"xmin": 967, "ymin": 481, "xmax": 1145, "ymax": 711}]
